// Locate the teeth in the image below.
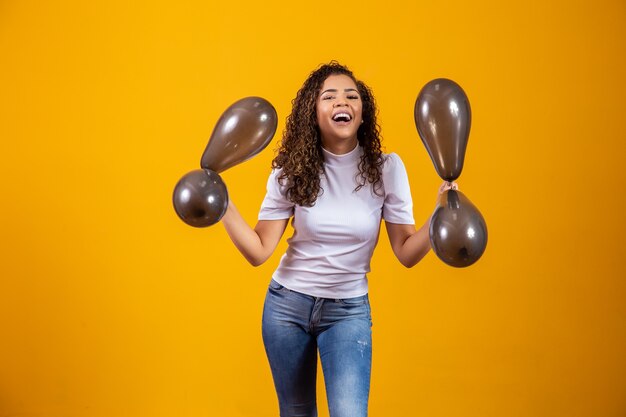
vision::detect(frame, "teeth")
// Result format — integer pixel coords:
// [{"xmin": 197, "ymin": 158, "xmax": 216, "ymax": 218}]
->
[{"xmin": 332, "ymin": 112, "xmax": 352, "ymax": 121}]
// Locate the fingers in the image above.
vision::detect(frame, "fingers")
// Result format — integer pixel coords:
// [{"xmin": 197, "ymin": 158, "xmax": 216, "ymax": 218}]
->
[{"xmin": 439, "ymin": 181, "xmax": 459, "ymax": 192}]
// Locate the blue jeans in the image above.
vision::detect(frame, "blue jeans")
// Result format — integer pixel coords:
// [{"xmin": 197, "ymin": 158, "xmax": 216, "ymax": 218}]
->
[{"xmin": 262, "ymin": 279, "xmax": 372, "ymax": 417}]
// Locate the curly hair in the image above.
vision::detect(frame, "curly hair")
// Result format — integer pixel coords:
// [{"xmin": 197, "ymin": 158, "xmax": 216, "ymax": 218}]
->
[{"xmin": 272, "ymin": 61, "xmax": 385, "ymax": 207}]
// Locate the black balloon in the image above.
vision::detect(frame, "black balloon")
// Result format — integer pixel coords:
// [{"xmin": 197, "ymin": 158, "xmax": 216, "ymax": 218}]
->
[
  {"xmin": 414, "ymin": 79, "xmax": 471, "ymax": 181},
  {"xmin": 172, "ymin": 169, "xmax": 228, "ymax": 227},
  {"xmin": 430, "ymin": 190, "xmax": 487, "ymax": 267},
  {"xmin": 201, "ymin": 96, "xmax": 278, "ymax": 173}
]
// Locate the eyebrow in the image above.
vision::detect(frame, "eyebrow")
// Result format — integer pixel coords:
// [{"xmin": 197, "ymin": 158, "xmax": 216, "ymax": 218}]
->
[{"xmin": 320, "ymin": 88, "xmax": 359, "ymax": 95}]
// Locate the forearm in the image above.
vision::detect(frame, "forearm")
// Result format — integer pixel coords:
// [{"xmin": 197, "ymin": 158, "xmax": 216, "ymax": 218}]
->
[
  {"xmin": 389, "ymin": 181, "xmax": 458, "ymax": 268},
  {"xmin": 220, "ymin": 202, "xmax": 273, "ymax": 266},
  {"xmin": 395, "ymin": 218, "xmax": 432, "ymax": 268}
]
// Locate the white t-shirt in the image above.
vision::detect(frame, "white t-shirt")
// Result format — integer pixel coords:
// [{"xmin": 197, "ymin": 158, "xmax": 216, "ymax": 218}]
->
[{"xmin": 258, "ymin": 144, "xmax": 415, "ymax": 298}]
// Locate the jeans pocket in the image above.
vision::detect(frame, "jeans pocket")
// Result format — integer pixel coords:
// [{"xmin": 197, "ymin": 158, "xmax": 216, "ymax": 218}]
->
[
  {"xmin": 269, "ymin": 279, "xmax": 287, "ymax": 292},
  {"xmin": 338, "ymin": 294, "xmax": 368, "ymax": 306}
]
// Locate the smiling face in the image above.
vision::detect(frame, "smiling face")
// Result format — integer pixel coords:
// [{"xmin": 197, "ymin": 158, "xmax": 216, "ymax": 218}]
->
[{"xmin": 316, "ymin": 74, "xmax": 363, "ymax": 152}]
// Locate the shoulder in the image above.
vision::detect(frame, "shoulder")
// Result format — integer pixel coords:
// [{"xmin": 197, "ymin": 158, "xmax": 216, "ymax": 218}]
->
[
  {"xmin": 265, "ymin": 167, "xmax": 288, "ymax": 191},
  {"xmin": 266, "ymin": 166, "xmax": 289, "ymax": 182},
  {"xmin": 380, "ymin": 151, "xmax": 411, "ymax": 192},
  {"xmin": 382, "ymin": 152, "xmax": 408, "ymax": 174},
  {"xmin": 268, "ymin": 166, "xmax": 284, "ymax": 178}
]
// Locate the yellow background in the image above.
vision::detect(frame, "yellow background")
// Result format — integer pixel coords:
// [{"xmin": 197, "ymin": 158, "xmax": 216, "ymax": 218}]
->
[{"xmin": 1, "ymin": 1, "xmax": 625, "ymax": 416}]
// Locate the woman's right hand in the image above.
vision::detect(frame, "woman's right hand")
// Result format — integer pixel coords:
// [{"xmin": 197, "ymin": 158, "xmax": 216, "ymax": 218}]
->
[{"xmin": 437, "ymin": 181, "xmax": 459, "ymax": 200}]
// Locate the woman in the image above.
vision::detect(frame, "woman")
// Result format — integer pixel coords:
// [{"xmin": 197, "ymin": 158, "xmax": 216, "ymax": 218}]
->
[{"xmin": 221, "ymin": 62, "xmax": 456, "ymax": 417}]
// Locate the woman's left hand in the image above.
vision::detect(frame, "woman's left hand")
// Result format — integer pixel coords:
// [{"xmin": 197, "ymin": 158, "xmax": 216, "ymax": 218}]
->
[{"xmin": 438, "ymin": 181, "xmax": 459, "ymax": 198}]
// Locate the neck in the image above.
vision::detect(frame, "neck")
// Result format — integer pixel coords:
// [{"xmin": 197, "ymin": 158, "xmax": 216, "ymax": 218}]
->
[{"xmin": 321, "ymin": 137, "xmax": 358, "ymax": 155}]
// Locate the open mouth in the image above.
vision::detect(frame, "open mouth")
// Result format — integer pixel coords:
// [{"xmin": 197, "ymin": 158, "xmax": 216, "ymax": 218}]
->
[{"xmin": 332, "ymin": 112, "xmax": 352, "ymax": 123}]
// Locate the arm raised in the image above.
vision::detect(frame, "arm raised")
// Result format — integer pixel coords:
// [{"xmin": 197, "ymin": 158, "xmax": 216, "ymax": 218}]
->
[
  {"xmin": 221, "ymin": 201, "xmax": 289, "ymax": 267},
  {"xmin": 385, "ymin": 221, "xmax": 431, "ymax": 268},
  {"xmin": 386, "ymin": 181, "xmax": 457, "ymax": 268}
]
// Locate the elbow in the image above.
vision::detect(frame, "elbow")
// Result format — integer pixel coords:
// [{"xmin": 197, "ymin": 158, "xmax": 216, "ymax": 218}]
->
[
  {"xmin": 246, "ymin": 257, "xmax": 264, "ymax": 267},
  {"xmin": 400, "ymin": 258, "xmax": 418, "ymax": 269},
  {"xmin": 250, "ymin": 260, "xmax": 265, "ymax": 267},
  {"xmin": 241, "ymin": 242, "xmax": 276, "ymax": 266},
  {"xmin": 398, "ymin": 250, "xmax": 429, "ymax": 268},
  {"xmin": 393, "ymin": 248, "xmax": 419, "ymax": 268},
  {"xmin": 246, "ymin": 254, "xmax": 269, "ymax": 267}
]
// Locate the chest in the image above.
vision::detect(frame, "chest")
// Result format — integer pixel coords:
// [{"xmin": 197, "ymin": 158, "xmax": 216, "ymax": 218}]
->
[{"xmin": 292, "ymin": 169, "xmax": 384, "ymax": 243}]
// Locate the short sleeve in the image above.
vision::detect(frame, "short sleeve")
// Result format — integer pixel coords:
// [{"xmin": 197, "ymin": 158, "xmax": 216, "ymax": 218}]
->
[
  {"xmin": 258, "ymin": 168, "xmax": 295, "ymax": 220},
  {"xmin": 382, "ymin": 153, "xmax": 415, "ymax": 224}
]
